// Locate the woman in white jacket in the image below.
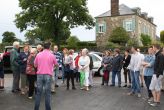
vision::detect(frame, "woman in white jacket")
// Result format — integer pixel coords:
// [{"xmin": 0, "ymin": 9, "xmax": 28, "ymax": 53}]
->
[{"xmin": 78, "ymin": 48, "xmax": 90, "ymax": 91}]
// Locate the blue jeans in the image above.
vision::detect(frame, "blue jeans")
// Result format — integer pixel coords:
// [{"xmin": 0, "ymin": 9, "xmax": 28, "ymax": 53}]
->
[
  {"xmin": 54, "ymin": 67, "xmax": 59, "ymax": 85},
  {"xmin": 130, "ymin": 70, "xmax": 141, "ymax": 93},
  {"xmin": 144, "ymin": 76, "xmax": 153, "ymax": 98},
  {"xmin": 112, "ymin": 71, "xmax": 121, "ymax": 86},
  {"xmin": 35, "ymin": 74, "xmax": 52, "ymax": 110}
]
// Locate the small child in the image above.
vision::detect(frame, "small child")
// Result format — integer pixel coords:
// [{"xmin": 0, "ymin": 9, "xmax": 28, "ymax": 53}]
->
[{"xmin": 0, "ymin": 54, "xmax": 4, "ymax": 90}]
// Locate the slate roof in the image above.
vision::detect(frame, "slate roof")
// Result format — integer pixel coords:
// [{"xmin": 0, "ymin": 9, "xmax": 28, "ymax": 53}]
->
[{"xmin": 95, "ymin": 4, "xmax": 135, "ymax": 18}]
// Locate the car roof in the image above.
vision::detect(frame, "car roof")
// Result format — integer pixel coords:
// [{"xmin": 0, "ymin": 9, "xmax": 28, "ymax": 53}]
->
[{"xmin": 5, "ymin": 45, "xmax": 36, "ymax": 49}]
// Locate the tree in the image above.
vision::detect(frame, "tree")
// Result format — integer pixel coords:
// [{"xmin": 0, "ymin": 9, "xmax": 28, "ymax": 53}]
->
[
  {"xmin": 109, "ymin": 27, "xmax": 129, "ymax": 45},
  {"xmin": 15, "ymin": 0, "xmax": 95, "ymax": 45},
  {"xmin": 2, "ymin": 31, "xmax": 18, "ymax": 43},
  {"xmin": 160, "ymin": 30, "xmax": 164, "ymax": 43},
  {"xmin": 66, "ymin": 36, "xmax": 80, "ymax": 47},
  {"xmin": 140, "ymin": 34, "xmax": 152, "ymax": 46}
]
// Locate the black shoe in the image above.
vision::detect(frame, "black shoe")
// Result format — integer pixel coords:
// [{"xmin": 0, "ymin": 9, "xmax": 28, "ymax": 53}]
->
[
  {"xmin": 55, "ymin": 85, "xmax": 59, "ymax": 87},
  {"xmin": 161, "ymin": 89, "xmax": 164, "ymax": 92},
  {"xmin": 12, "ymin": 90, "xmax": 18, "ymax": 93},
  {"xmin": 72, "ymin": 87, "xmax": 76, "ymax": 90},
  {"xmin": 123, "ymin": 85, "xmax": 127, "ymax": 87},
  {"xmin": 16, "ymin": 89, "xmax": 21, "ymax": 91},
  {"xmin": 141, "ymin": 83, "xmax": 144, "ymax": 87},
  {"xmin": 0, "ymin": 86, "xmax": 4, "ymax": 90},
  {"xmin": 66, "ymin": 88, "xmax": 69, "ymax": 90},
  {"xmin": 127, "ymin": 85, "xmax": 131, "ymax": 88},
  {"xmin": 118, "ymin": 85, "xmax": 121, "ymax": 88},
  {"xmin": 110, "ymin": 84, "xmax": 115, "ymax": 87},
  {"xmin": 101, "ymin": 83, "xmax": 104, "ymax": 86}
]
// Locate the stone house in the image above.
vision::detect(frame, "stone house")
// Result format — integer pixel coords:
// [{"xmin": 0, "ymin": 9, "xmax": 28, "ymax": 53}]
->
[{"xmin": 95, "ymin": 0, "xmax": 156, "ymax": 46}]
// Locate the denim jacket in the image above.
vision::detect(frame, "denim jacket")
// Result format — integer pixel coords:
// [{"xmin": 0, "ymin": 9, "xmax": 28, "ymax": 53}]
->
[{"xmin": 144, "ymin": 55, "xmax": 155, "ymax": 76}]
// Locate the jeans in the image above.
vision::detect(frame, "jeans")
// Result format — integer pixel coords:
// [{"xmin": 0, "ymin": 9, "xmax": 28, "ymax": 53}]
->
[
  {"xmin": 144, "ymin": 76, "xmax": 153, "ymax": 98},
  {"xmin": 130, "ymin": 70, "xmax": 141, "ymax": 93},
  {"xmin": 61, "ymin": 66, "xmax": 65, "ymax": 82},
  {"xmin": 89, "ymin": 70, "xmax": 93, "ymax": 86},
  {"xmin": 54, "ymin": 67, "xmax": 59, "ymax": 85},
  {"xmin": 12, "ymin": 68, "xmax": 20, "ymax": 91},
  {"xmin": 35, "ymin": 74, "xmax": 52, "ymax": 110},
  {"xmin": 112, "ymin": 71, "xmax": 121, "ymax": 86}
]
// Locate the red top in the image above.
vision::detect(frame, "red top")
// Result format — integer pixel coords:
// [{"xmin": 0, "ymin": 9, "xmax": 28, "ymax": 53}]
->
[{"xmin": 75, "ymin": 55, "xmax": 80, "ymax": 68}]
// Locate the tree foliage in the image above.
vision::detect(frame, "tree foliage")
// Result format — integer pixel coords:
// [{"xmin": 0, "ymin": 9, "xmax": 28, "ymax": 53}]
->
[
  {"xmin": 109, "ymin": 27, "xmax": 129, "ymax": 44},
  {"xmin": 140, "ymin": 34, "xmax": 152, "ymax": 46},
  {"xmin": 160, "ymin": 30, "xmax": 164, "ymax": 44},
  {"xmin": 15, "ymin": 0, "xmax": 95, "ymax": 44},
  {"xmin": 66, "ymin": 36, "xmax": 80, "ymax": 47},
  {"xmin": 2, "ymin": 31, "xmax": 18, "ymax": 43}
]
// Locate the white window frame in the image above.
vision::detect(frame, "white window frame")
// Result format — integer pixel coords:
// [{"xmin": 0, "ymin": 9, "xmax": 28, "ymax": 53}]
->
[
  {"xmin": 98, "ymin": 24, "xmax": 104, "ymax": 33},
  {"xmin": 125, "ymin": 20, "xmax": 133, "ymax": 32}
]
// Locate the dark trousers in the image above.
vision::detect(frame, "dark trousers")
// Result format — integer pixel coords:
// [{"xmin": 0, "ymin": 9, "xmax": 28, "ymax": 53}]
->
[
  {"xmin": 144, "ymin": 76, "xmax": 153, "ymax": 98},
  {"xmin": 27, "ymin": 75, "xmax": 36, "ymax": 97},
  {"xmin": 102, "ymin": 70, "xmax": 109, "ymax": 85},
  {"xmin": 66, "ymin": 70, "xmax": 75, "ymax": 88},
  {"xmin": 12, "ymin": 68, "xmax": 20, "ymax": 91},
  {"xmin": 123, "ymin": 68, "xmax": 131, "ymax": 84},
  {"xmin": 76, "ymin": 72, "xmax": 80, "ymax": 82}
]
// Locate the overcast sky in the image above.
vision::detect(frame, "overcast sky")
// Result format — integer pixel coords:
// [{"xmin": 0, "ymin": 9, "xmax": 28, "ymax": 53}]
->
[{"xmin": 0, "ymin": 0, "xmax": 163, "ymax": 42}]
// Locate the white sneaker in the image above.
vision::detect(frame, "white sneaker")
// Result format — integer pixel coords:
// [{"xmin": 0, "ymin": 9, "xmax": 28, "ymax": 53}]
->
[
  {"xmin": 137, "ymin": 93, "xmax": 141, "ymax": 98},
  {"xmin": 28, "ymin": 97, "xmax": 33, "ymax": 99}
]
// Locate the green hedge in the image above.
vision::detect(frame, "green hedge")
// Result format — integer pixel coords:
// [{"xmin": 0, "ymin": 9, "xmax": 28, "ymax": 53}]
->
[{"xmin": 77, "ymin": 42, "xmax": 97, "ymax": 47}]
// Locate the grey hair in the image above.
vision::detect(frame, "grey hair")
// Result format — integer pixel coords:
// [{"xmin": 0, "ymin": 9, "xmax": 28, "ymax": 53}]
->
[
  {"xmin": 13, "ymin": 41, "xmax": 20, "ymax": 47},
  {"xmin": 82, "ymin": 48, "xmax": 88, "ymax": 54},
  {"xmin": 37, "ymin": 45, "xmax": 43, "ymax": 49}
]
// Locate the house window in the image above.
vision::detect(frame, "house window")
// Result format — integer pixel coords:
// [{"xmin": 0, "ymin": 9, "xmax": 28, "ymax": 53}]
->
[
  {"xmin": 124, "ymin": 20, "xmax": 133, "ymax": 31},
  {"xmin": 99, "ymin": 24, "xmax": 104, "ymax": 33},
  {"xmin": 96, "ymin": 22, "xmax": 106, "ymax": 33},
  {"xmin": 123, "ymin": 19, "xmax": 135, "ymax": 32}
]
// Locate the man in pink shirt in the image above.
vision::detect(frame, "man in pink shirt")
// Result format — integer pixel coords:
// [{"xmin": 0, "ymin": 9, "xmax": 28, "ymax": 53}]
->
[{"xmin": 34, "ymin": 42, "xmax": 58, "ymax": 110}]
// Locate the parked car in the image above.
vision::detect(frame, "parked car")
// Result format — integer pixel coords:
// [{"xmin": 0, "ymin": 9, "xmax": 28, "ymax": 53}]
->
[
  {"xmin": 89, "ymin": 52, "xmax": 104, "ymax": 57},
  {"xmin": 73, "ymin": 52, "xmax": 102, "ymax": 76},
  {"xmin": 3, "ymin": 46, "xmax": 36, "ymax": 73}
]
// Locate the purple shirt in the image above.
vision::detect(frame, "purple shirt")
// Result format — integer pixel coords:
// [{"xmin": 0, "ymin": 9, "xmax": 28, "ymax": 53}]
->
[{"xmin": 34, "ymin": 49, "xmax": 57, "ymax": 76}]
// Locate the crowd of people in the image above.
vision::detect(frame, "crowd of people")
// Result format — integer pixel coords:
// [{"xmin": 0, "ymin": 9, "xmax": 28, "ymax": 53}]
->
[{"xmin": 0, "ymin": 41, "xmax": 164, "ymax": 110}]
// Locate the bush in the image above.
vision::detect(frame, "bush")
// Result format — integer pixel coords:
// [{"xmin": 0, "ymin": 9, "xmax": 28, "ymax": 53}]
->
[
  {"xmin": 77, "ymin": 42, "xmax": 97, "ymax": 47},
  {"xmin": 140, "ymin": 34, "xmax": 152, "ymax": 46},
  {"xmin": 160, "ymin": 30, "xmax": 164, "ymax": 44}
]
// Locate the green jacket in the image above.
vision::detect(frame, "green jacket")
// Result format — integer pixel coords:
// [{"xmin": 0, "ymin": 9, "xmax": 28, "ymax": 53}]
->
[{"xmin": 10, "ymin": 48, "xmax": 19, "ymax": 70}]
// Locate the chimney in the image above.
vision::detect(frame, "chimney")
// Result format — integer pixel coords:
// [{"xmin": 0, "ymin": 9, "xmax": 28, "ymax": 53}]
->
[{"xmin": 111, "ymin": 0, "xmax": 119, "ymax": 16}]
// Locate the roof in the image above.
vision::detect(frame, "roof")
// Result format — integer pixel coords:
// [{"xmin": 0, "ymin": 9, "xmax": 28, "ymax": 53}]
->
[{"xmin": 95, "ymin": 4, "xmax": 135, "ymax": 18}]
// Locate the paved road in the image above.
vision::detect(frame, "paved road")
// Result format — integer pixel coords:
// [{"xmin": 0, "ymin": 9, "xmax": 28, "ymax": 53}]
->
[{"xmin": 0, "ymin": 74, "xmax": 164, "ymax": 110}]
